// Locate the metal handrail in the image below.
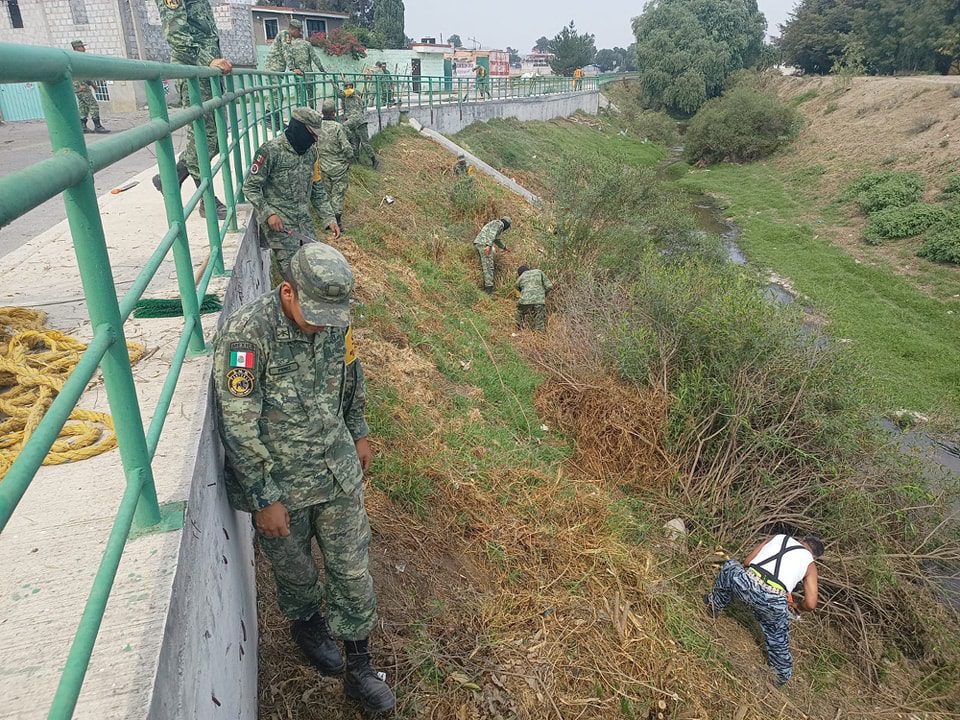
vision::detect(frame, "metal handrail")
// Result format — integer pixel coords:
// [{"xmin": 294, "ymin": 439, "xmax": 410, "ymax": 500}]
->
[{"xmin": 0, "ymin": 41, "xmax": 602, "ymax": 718}]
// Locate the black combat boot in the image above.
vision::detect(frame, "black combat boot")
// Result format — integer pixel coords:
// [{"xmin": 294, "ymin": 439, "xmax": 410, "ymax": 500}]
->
[
  {"xmin": 81, "ymin": 118, "xmax": 91, "ymax": 134},
  {"xmin": 152, "ymin": 160, "xmax": 190, "ymax": 193},
  {"xmin": 93, "ymin": 119, "xmax": 110, "ymax": 134},
  {"xmin": 291, "ymin": 614, "xmax": 345, "ymax": 675},
  {"xmin": 483, "ymin": 285, "xmax": 494, "ymax": 295},
  {"xmin": 343, "ymin": 639, "xmax": 396, "ymax": 714},
  {"xmin": 336, "ymin": 213, "xmax": 344, "ymax": 232},
  {"xmin": 371, "ymin": 155, "xmax": 381, "ymax": 171},
  {"xmin": 192, "ymin": 177, "xmax": 228, "ymax": 220}
]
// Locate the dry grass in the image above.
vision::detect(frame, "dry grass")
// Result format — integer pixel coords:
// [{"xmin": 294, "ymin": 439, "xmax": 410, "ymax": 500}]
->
[{"xmin": 255, "ymin": 127, "xmax": 959, "ymax": 720}]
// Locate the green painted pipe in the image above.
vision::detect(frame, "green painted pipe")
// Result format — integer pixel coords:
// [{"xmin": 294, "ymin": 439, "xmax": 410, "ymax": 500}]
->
[
  {"xmin": 0, "ymin": 150, "xmax": 88, "ymax": 228},
  {"xmin": 145, "ymin": 316, "xmax": 197, "ymax": 457},
  {"xmin": 117, "ymin": 222, "xmax": 182, "ymax": 322}
]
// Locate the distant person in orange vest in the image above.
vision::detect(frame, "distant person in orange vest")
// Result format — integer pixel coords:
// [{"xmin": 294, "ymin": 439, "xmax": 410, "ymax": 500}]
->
[{"xmin": 573, "ymin": 67, "xmax": 584, "ymax": 90}]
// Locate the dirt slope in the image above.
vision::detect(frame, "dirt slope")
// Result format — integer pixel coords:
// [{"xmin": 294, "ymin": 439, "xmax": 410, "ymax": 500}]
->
[
  {"xmin": 770, "ymin": 74, "xmax": 960, "ymax": 292},
  {"xmin": 255, "ymin": 125, "xmax": 955, "ymax": 720}
]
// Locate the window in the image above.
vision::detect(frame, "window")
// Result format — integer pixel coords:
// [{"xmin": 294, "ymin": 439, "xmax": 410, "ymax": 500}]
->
[
  {"xmin": 69, "ymin": 0, "xmax": 88, "ymax": 25},
  {"xmin": 92, "ymin": 81, "xmax": 110, "ymax": 103},
  {"xmin": 264, "ymin": 17, "xmax": 278, "ymax": 41},
  {"xmin": 8, "ymin": 0, "xmax": 24, "ymax": 28},
  {"xmin": 305, "ymin": 18, "xmax": 326, "ymax": 37}
]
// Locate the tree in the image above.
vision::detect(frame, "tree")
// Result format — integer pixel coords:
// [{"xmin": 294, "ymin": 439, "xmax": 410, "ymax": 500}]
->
[
  {"xmin": 507, "ymin": 47, "xmax": 521, "ymax": 65},
  {"xmin": 448, "ymin": 33, "xmax": 463, "ymax": 48},
  {"xmin": 373, "ymin": 0, "xmax": 405, "ymax": 49},
  {"xmin": 779, "ymin": 0, "xmax": 959, "ymax": 75},
  {"xmin": 632, "ymin": 0, "xmax": 767, "ymax": 116},
  {"xmin": 352, "ymin": 0, "xmax": 375, "ymax": 28},
  {"xmin": 534, "ymin": 36, "xmax": 551, "ymax": 52},
  {"xmin": 547, "ymin": 21, "xmax": 596, "ymax": 76},
  {"xmin": 595, "ymin": 46, "xmax": 638, "ymax": 72}
]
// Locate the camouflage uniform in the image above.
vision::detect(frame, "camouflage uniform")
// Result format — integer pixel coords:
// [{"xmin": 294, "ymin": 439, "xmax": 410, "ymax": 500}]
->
[
  {"xmin": 315, "ymin": 118, "xmax": 354, "ymax": 221},
  {"xmin": 264, "ymin": 30, "xmax": 290, "ymax": 126},
  {"xmin": 154, "ymin": 0, "xmax": 221, "ymax": 183},
  {"xmin": 453, "ymin": 157, "xmax": 469, "ymax": 177},
  {"xmin": 73, "ymin": 79, "xmax": 100, "ymax": 123},
  {"xmin": 473, "ymin": 219, "xmax": 508, "ymax": 290},
  {"xmin": 242, "ymin": 119, "xmax": 337, "ymax": 278},
  {"xmin": 707, "ymin": 560, "xmax": 793, "ymax": 684},
  {"xmin": 212, "ymin": 286, "xmax": 376, "ymax": 640},
  {"xmin": 333, "ymin": 83, "xmax": 376, "ymax": 165},
  {"xmin": 516, "ymin": 269, "xmax": 553, "ymax": 331},
  {"xmin": 285, "ymin": 37, "xmax": 316, "ymax": 107}
]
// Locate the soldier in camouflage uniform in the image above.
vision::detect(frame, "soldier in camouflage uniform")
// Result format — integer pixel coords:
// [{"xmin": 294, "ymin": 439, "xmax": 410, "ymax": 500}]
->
[
  {"xmin": 264, "ymin": 24, "xmax": 291, "ymax": 128},
  {"xmin": 515, "ymin": 265, "xmax": 553, "ymax": 331},
  {"xmin": 473, "ymin": 217, "xmax": 511, "ymax": 294},
  {"xmin": 151, "ymin": 0, "xmax": 231, "ymax": 219},
  {"xmin": 283, "ymin": 20, "xmax": 318, "ymax": 108},
  {"xmin": 331, "ymin": 76, "xmax": 380, "ymax": 170},
  {"xmin": 70, "ymin": 41, "xmax": 109, "ymax": 134},
  {"xmin": 213, "ymin": 243, "xmax": 396, "ymax": 715},
  {"xmin": 243, "ymin": 107, "xmax": 341, "ymax": 280},
  {"xmin": 317, "ymin": 100, "xmax": 354, "ymax": 230}
]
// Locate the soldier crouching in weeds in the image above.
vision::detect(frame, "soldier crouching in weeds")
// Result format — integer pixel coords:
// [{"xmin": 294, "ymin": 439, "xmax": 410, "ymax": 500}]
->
[{"xmin": 213, "ymin": 243, "xmax": 395, "ymax": 714}]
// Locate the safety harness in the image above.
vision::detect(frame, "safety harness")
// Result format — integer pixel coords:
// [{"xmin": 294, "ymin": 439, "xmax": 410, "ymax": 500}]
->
[{"xmin": 747, "ymin": 535, "xmax": 805, "ymax": 594}]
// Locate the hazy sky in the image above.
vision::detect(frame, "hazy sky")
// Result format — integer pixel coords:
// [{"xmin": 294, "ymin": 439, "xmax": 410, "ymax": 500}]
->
[{"xmin": 405, "ymin": 0, "xmax": 798, "ymax": 52}]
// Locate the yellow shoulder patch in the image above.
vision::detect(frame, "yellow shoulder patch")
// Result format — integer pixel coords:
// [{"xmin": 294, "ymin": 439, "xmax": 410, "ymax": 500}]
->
[
  {"xmin": 163, "ymin": 0, "xmax": 181, "ymax": 9},
  {"xmin": 312, "ymin": 158, "xmax": 322, "ymax": 183},
  {"xmin": 345, "ymin": 326, "xmax": 357, "ymax": 365}
]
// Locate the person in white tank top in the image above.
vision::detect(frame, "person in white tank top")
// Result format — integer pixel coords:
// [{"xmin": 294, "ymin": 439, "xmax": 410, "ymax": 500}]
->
[{"xmin": 704, "ymin": 533, "xmax": 824, "ymax": 686}]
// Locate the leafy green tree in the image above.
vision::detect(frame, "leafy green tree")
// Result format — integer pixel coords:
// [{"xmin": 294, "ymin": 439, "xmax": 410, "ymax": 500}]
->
[
  {"xmin": 507, "ymin": 47, "xmax": 521, "ymax": 65},
  {"xmin": 632, "ymin": 0, "xmax": 767, "ymax": 116},
  {"xmin": 447, "ymin": 33, "xmax": 463, "ymax": 48},
  {"xmin": 547, "ymin": 21, "xmax": 596, "ymax": 76},
  {"xmin": 534, "ymin": 36, "xmax": 551, "ymax": 52},
  {"xmin": 594, "ymin": 46, "xmax": 638, "ymax": 72},
  {"xmin": 373, "ymin": 0, "xmax": 405, "ymax": 48}
]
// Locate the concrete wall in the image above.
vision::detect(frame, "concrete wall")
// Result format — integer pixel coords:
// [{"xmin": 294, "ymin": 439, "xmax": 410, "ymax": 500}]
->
[
  {"xmin": 256, "ymin": 46, "xmax": 445, "ymax": 78},
  {"xmin": 365, "ymin": 89, "xmax": 601, "ymax": 137},
  {"xmin": 147, "ymin": 222, "xmax": 267, "ymax": 720}
]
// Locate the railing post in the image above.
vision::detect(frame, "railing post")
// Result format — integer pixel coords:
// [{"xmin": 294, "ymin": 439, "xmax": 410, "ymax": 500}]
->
[
  {"xmin": 186, "ymin": 77, "xmax": 222, "ymax": 295},
  {"xmin": 236, "ymin": 74, "xmax": 254, "ymax": 167},
  {"xmin": 225, "ymin": 74, "xmax": 245, "ymax": 204},
  {"xmin": 259, "ymin": 73, "xmax": 270, "ymax": 139},
  {"xmin": 211, "ymin": 81, "xmax": 237, "ymax": 253},
  {"xmin": 154, "ymin": 79, "xmax": 207, "ymax": 351},
  {"xmin": 37, "ymin": 75, "xmax": 161, "ymax": 529}
]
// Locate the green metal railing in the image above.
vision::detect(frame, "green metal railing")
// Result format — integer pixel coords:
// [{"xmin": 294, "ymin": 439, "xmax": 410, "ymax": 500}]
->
[{"xmin": 0, "ymin": 42, "xmax": 602, "ymax": 719}]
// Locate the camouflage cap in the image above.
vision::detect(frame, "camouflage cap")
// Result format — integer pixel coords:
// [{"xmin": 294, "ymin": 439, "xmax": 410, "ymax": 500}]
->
[
  {"xmin": 291, "ymin": 107, "xmax": 324, "ymax": 133},
  {"xmin": 288, "ymin": 18, "xmax": 303, "ymax": 29},
  {"xmin": 71, "ymin": 40, "xmax": 85, "ymax": 49},
  {"xmin": 501, "ymin": 216, "xmax": 513, "ymax": 230},
  {"xmin": 321, "ymin": 99, "xmax": 336, "ymax": 114},
  {"xmin": 290, "ymin": 243, "xmax": 354, "ymax": 327}
]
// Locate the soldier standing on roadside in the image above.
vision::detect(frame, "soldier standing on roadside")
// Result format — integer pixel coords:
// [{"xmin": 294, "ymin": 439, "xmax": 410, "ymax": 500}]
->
[
  {"xmin": 473, "ymin": 217, "xmax": 511, "ymax": 294},
  {"xmin": 242, "ymin": 107, "xmax": 341, "ymax": 279},
  {"xmin": 331, "ymin": 75, "xmax": 380, "ymax": 170},
  {"xmin": 70, "ymin": 41, "xmax": 109, "ymax": 134},
  {"xmin": 151, "ymin": 0, "xmax": 231, "ymax": 219},
  {"xmin": 284, "ymin": 20, "xmax": 317, "ymax": 108},
  {"xmin": 213, "ymin": 242, "xmax": 396, "ymax": 715},
  {"xmin": 316, "ymin": 99, "xmax": 355, "ymax": 231}
]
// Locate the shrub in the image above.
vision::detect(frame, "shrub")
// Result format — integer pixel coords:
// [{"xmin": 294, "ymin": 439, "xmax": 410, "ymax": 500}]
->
[
  {"xmin": 940, "ymin": 175, "xmax": 960, "ymax": 200},
  {"xmin": 841, "ymin": 171, "xmax": 925, "ymax": 216},
  {"xmin": 683, "ymin": 87, "xmax": 804, "ymax": 165},
  {"xmin": 909, "ymin": 115, "xmax": 938, "ymax": 135},
  {"xmin": 309, "ymin": 28, "xmax": 367, "ymax": 60},
  {"xmin": 448, "ymin": 177, "xmax": 495, "ymax": 224},
  {"xmin": 863, "ymin": 203, "xmax": 948, "ymax": 245},
  {"xmin": 825, "ymin": 101, "xmax": 839, "ymax": 114},
  {"xmin": 917, "ymin": 224, "xmax": 960, "ymax": 264}
]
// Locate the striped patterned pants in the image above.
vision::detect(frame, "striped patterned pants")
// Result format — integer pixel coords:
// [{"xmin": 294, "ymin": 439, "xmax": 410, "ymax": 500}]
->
[{"xmin": 708, "ymin": 560, "xmax": 793, "ymax": 684}]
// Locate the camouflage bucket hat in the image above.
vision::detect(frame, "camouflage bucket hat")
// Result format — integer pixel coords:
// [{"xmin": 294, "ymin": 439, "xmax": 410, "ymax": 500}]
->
[
  {"xmin": 288, "ymin": 18, "xmax": 303, "ymax": 29},
  {"xmin": 71, "ymin": 40, "xmax": 85, "ymax": 49},
  {"xmin": 321, "ymin": 99, "xmax": 336, "ymax": 114},
  {"xmin": 291, "ymin": 107, "xmax": 324, "ymax": 133},
  {"xmin": 290, "ymin": 243, "xmax": 354, "ymax": 327}
]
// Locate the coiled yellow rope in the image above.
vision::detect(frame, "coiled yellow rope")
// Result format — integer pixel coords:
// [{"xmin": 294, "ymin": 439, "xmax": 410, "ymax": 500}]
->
[{"xmin": 0, "ymin": 308, "xmax": 144, "ymax": 480}]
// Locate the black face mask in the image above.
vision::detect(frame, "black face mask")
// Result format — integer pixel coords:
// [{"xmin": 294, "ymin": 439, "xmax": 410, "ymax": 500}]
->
[{"xmin": 285, "ymin": 118, "xmax": 316, "ymax": 155}]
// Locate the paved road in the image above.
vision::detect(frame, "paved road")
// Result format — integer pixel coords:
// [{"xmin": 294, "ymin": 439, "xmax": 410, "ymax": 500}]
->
[{"xmin": 0, "ymin": 110, "xmax": 187, "ymax": 258}]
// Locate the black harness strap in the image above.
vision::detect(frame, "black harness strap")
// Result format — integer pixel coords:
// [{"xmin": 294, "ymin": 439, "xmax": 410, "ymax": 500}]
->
[{"xmin": 748, "ymin": 536, "xmax": 805, "ymax": 590}]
